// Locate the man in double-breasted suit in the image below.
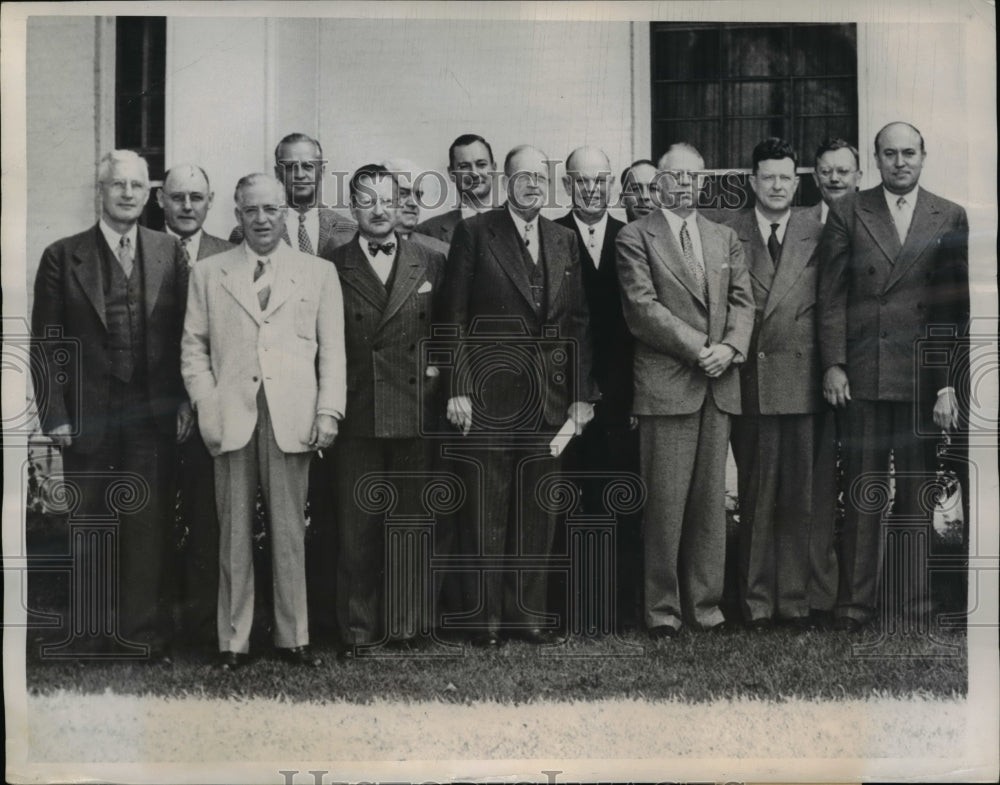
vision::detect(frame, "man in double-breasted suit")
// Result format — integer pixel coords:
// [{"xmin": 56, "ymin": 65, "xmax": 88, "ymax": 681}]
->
[
  {"xmin": 328, "ymin": 164, "xmax": 446, "ymax": 654},
  {"xmin": 182, "ymin": 173, "xmax": 346, "ymax": 669},
  {"xmin": 555, "ymin": 145, "xmax": 641, "ymax": 631},
  {"xmin": 229, "ymin": 132, "xmax": 356, "ymax": 258},
  {"xmin": 719, "ymin": 138, "xmax": 835, "ymax": 629},
  {"xmin": 818, "ymin": 122, "xmax": 969, "ymax": 631},
  {"xmin": 438, "ymin": 144, "xmax": 598, "ymax": 647},
  {"xmin": 157, "ymin": 163, "xmax": 234, "ymax": 647},
  {"xmin": 415, "ymin": 133, "xmax": 498, "ymax": 246},
  {"xmin": 31, "ymin": 150, "xmax": 192, "ymax": 660},
  {"xmin": 616, "ymin": 143, "xmax": 755, "ymax": 639}
]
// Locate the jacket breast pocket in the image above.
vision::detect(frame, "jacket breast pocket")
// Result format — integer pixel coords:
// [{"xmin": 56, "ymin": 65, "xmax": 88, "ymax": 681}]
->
[{"xmin": 294, "ymin": 296, "xmax": 318, "ymax": 340}]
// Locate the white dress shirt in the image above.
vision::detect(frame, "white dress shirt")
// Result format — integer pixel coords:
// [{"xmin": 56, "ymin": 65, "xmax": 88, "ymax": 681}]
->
[
  {"xmin": 167, "ymin": 226, "xmax": 202, "ymax": 265},
  {"xmin": 883, "ymin": 185, "xmax": 918, "ymax": 243},
  {"xmin": 754, "ymin": 207, "xmax": 791, "ymax": 249},
  {"xmin": 507, "ymin": 205, "xmax": 539, "ymax": 263},
  {"xmin": 572, "ymin": 212, "xmax": 608, "ymax": 267},
  {"xmin": 660, "ymin": 209, "xmax": 704, "ymax": 270},
  {"xmin": 99, "ymin": 219, "xmax": 138, "ymax": 262},
  {"xmin": 359, "ymin": 233, "xmax": 397, "ymax": 285}
]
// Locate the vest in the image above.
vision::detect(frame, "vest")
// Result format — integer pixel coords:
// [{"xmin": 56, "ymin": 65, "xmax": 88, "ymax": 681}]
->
[
  {"xmin": 518, "ymin": 228, "xmax": 547, "ymax": 320},
  {"xmin": 101, "ymin": 234, "xmax": 147, "ymax": 383}
]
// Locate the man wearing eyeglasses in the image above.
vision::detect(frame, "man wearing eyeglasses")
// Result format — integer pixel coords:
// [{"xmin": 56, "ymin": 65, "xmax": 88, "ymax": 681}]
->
[
  {"xmin": 811, "ymin": 138, "xmax": 863, "ymax": 224},
  {"xmin": 326, "ymin": 164, "xmax": 446, "ymax": 656},
  {"xmin": 31, "ymin": 150, "xmax": 192, "ymax": 662},
  {"xmin": 381, "ymin": 157, "xmax": 450, "ymax": 257}
]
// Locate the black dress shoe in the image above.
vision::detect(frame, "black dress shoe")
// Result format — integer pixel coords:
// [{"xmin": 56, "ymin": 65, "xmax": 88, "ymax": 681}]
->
[
  {"xmin": 746, "ymin": 617, "xmax": 772, "ymax": 633},
  {"xmin": 780, "ymin": 616, "xmax": 812, "ymax": 632},
  {"xmin": 510, "ymin": 628, "xmax": 566, "ymax": 645},
  {"xmin": 833, "ymin": 616, "xmax": 864, "ymax": 633},
  {"xmin": 218, "ymin": 651, "xmax": 248, "ymax": 671},
  {"xmin": 648, "ymin": 625, "xmax": 679, "ymax": 640},
  {"xmin": 337, "ymin": 647, "xmax": 356, "ymax": 661},
  {"xmin": 146, "ymin": 646, "xmax": 174, "ymax": 666},
  {"xmin": 470, "ymin": 632, "xmax": 502, "ymax": 648},
  {"xmin": 706, "ymin": 620, "xmax": 733, "ymax": 634},
  {"xmin": 808, "ymin": 609, "xmax": 835, "ymax": 630},
  {"xmin": 277, "ymin": 645, "xmax": 322, "ymax": 667}
]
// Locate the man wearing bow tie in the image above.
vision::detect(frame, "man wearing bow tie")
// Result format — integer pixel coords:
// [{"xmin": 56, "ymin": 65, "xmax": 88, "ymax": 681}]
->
[
  {"xmin": 182, "ymin": 173, "xmax": 346, "ymax": 669},
  {"xmin": 228, "ymin": 132, "xmax": 356, "ymax": 258},
  {"xmin": 438, "ymin": 145, "xmax": 598, "ymax": 647},
  {"xmin": 156, "ymin": 162, "xmax": 234, "ymax": 649},
  {"xmin": 818, "ymin": 122, "xmax": 969, "ymax": 632},
  {"xmin": 719, "ymin": 138, "xmax": 832, "ymax": 631},
  {"xmin": 326, "ymin": 164, "xmax": 446, "ymax": 655}
]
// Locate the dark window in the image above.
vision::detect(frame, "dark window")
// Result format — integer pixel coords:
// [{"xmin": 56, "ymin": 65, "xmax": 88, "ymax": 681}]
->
[
  {"xmin": 116, "ymin": 17, "xmax": 166, "ymax": 229},
  {"xmin": 651, "ymin": 22, "xmax": 857, "ymax": 206}
]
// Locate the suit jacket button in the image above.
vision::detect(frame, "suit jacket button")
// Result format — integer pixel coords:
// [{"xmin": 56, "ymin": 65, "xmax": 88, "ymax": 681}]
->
[
  {"xmin": 419, "ymin": 312, "xmax": 426, "ymax": 319},
  {"xmin": 868, "ymin": 266, "xmax": 876, "ymax": 274},
  {"xmin": 880, "ymin": 330, "xmax": 887, "ymax": 338},
  {"xmin": 252, "ymin": 376, "xmax": 259, "ymax": 382},
  {"xmin": 408, "ymin": 377, "xmax": 416, "ymax": 385},
  {"xmin": 758, "ymin": 351, "xmax": 766, "ymax": 359},
  {"xmin": 356, "ymin": 313, "xmax": 363, "ymax": 320}
]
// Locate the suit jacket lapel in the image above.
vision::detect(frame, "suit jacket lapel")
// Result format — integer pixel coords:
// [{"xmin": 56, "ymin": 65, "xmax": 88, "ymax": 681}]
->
[
  {"xmin": 488, "ymin": 211, "xmax": 536, "ymax": 309},
  {"xmin": 856, "ymin": 188, "xmax": 901, "ymax": 267},
  {"xmin": 884, "ymin": 190, "xmax": 945, "ymax": 293},
  {"xmin": 338, "ymin": 239, "xmax": 390, "ymax": 311},
  {"xmin": 138, "ymin": 227, "xmax": 168, "ymax": 320},
  {"xmin": 380, "ymin": 242, "xmax": 426, "ymax": 328},
  {"xmin": 262, "ymin": 250, "xmax": 302, "ymax": 318},
  {"xmin": 70, "ymin": 226, "xmax": 108, "ymax": 328},
  {"xmin": 219, "ymin": 250, "xmax": 264, "ymax": 323},
  {"xmin": 763, "ymin": 211, "xmax": 818, "ymax": 320},
  {"xmin": 317, "ymin": 209, "xmax": 332, "ymax": 252},
  {"xmin": 541, "ymin": 218, "xmax": 568, "ymax": 306},
  {"xmin": 646, "ymin": 211, "xmax": 707, "ymax": 307},
  {"xmin": 735, "ymin": 211, "xmax": 774, "ymax": 291},
  {"xmin": 698, "ymin": 215, "xmax": 726, "ymax": 318}
]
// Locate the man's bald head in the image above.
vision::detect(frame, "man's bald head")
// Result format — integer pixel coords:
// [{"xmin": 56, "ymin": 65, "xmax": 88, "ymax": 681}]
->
[
  {"xmin": 157, "ymin": 163, "xmax": 214, "ymax": 238},
  {"xmin": 563, "ymin": 146, "xmax": 614, "ymax": 223}
]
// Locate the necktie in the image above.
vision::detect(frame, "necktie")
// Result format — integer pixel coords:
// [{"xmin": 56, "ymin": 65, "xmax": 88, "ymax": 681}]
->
[
  {"xmin": 297, "ymin": 213, "xmax": 314, "ymax": 254},
  {"xmin": 680, "ymin": 220, "xmax": 706, "ymax": 296},
  {"xmin": 254, "ymin": 258, "xmax": 271, "ymax": 310},
  {"xmin": 524, "ymin": 222, "xmax": 538, "ymax": 264},
  {"xmin": 367, "ymin": 241, "xmax": 396, "ymax": 257},
  {"xmin": 767, "ymin": 222, "xmax": 781, "ymax": 264},
  {"xmin": 117, "ymin": 235, "xmax": 134, "ymax": 277},
  {"xmin": 180, "ymin": 237, "xmax": 192, "ymax": 266},
  {"xmin": 894, "ymin": 196, "xmax": 911, "ymax": 243}
]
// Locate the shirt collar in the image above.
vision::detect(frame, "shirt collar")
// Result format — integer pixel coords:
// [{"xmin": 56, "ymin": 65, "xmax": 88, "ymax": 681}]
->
[
  {"xmin": 820, "ymin": 201, "xmax": 830, "ymax": 224},
  {"xmin": 572, "ymin": 211, "xmax": 608, "ymax": 237},
  {"xmin": 166, "ymin": 226, "xmax": 202, "ymax": 259},
  {"xmin": 461, "ymin": 200, "xmax": 492, "ymax": 221},
  {"xmin": 883, "ymin": 184, "xmax": 920, "ymax": 210},
  {"xmin": 660, "ymin": 208, "xmax": 697, "ymax": 235},
  {"xmin": 507, "ymin": 204, "xmax": 538, "ymax": 237},
  {"xmin": 754, "ymin": 207, "xmax": 791, "ymax": 241},
  {"xmin": 98, "ymin": 219, "xmax": 138, "ymax": 254}
]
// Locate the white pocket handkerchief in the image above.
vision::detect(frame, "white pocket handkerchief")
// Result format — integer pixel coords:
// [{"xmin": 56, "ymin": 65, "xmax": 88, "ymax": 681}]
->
[{"xmin": 417, "ymin": 281, "xmax": 433, "ymax": 293}]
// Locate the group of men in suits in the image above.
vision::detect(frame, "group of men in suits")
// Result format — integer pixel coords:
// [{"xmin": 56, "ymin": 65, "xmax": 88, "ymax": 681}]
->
[{"xmin": 31, "ymin": 120, "xmax": 968, "ymax": 667}]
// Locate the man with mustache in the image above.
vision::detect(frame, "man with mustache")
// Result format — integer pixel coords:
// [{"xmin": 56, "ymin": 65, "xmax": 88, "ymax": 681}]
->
[{"xmin": 818, "ymin": 121, "xmax": 969, "ymax": 632}]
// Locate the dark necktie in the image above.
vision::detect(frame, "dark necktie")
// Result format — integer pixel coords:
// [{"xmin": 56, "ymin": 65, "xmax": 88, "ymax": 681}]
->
[
  {"xmin": 254, "ymin": 258, "xmax": 271, "ymax": 310},
  {"xmin": 587, "ymin": 225, "xmax": 596, "ymax": 249},
  {"xmin": 680, "ymin": 220, "xmax": 706, "ymax": 296},
  {"xmin": 180, "ymin": 236, "xmax": 192, "ymax": 265},
  {"xmin": 118, "ymin": 235, "xmax": 134, "ymax": 277},
  {"xmin": 767, "ymin": 222, "xmax": 781, "ymax": 264},
  {"xmin": 297, "ymin": 213, "xmax": 314, "ymax": 254},
  {"xmin": 367, "ymin": 241, "xmax": 396, "ymax": 256}
]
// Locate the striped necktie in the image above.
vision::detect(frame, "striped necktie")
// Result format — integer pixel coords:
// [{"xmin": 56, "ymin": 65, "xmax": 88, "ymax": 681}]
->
[{"xmin": 254, "ymin": 258, "xmax": 271, "ymax": 310}]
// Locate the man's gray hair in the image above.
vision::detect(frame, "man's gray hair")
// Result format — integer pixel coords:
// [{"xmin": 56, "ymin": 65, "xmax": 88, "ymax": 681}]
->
[{"xmin": 97, "ymin": 150, "xmax": 149, "ymax": 184}]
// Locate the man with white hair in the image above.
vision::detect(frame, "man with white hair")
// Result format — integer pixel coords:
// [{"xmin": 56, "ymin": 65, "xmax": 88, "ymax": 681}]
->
[
  {"xmin": 31, "ymin": 149, "xmax": 192, "ymax": 662},
  {"xmin": 380, "ymin": 157, "xmax": 451, "ymax": 256}
]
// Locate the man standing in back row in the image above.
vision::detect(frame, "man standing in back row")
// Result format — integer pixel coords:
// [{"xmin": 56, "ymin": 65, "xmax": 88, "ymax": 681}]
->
[
  {"xmin": 818, "ymin": 121, "xmax": 969, "ymax": 632},
  {"xmin": 416, "ymin": 133, "xmax": 498, "ymax": 245}
]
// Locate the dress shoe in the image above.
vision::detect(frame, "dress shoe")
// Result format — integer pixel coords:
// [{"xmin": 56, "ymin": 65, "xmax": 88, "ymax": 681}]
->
[
  {"xmin": 780, "ymin": 616, "xmax": 812, "ymax": 633},
  {"xmin": 746, "ymin": 618, "xmax": 772, "ymax": 633},
  {"xmin": 277, "ymin": 645, "xmax": 322, "ymax": 667},
  {"xmin": 218, "ymin": 651, "xmax": 248, "ymax": 671},
  {"xmin": 648, "ymin": 625, "xmax": 679, "ymax": 640},
  {"xmin": 808, "ymin": 609, "xmax": 835, "ymax": 630},
  {"xmin": 833, "ymin": 616, "xmax": 864, "ymax": 633},
  {"xmin": 706, "ymin": 620, "xmax": 733, "ymax": 634},
  {"xmin": 509, "ymin": 628, "xmax": 566, "ymax": 645},
  {"xmin": 337, "ymin": 647, "xmax": 356, "ymax": 662},
  {"xmin": 470, "ymin": 632, "xmax": 502, "ymax": 648},
  {"xmin": 146, "ymin": 646, "xmax": 174, "ymax": 666}
]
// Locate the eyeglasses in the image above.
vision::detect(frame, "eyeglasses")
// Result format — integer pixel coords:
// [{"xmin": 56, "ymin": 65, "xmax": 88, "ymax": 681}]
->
[{"xmin": 816, "ymin": 167, "xmax": 858, "ymax": 178}]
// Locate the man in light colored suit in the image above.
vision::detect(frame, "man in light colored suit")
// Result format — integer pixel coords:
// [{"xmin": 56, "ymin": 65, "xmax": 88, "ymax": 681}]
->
[
  {"xmin": 810, "ymin": 138, "xmax": 863, "ymax": 225},
  {"xmin": 818, "ymin": 122, "xmax": 969, "ymax": 632},
  {"xmin": 228, "ymin": 132, "xmax": 356, "ymax": 258},
  {"xmin": 721, "ymin": 138, "xmax": 834, "ymax": 630},
  {"xmin": 439, "ymin": 144, "xmax": 597, "ymax": 647},
  {"xmin": 381, "ymin": 157, "xmax": 451, "ymax": 256},
  {"xmin": 415, "ymin": 133, "xmax": 498, "ymax": 245},
  {"xmin": 328, "ymin": 164, "xmax": 446, "ymax": 655},
  {"xmin": 182, "ymin": 173, "xmax": 346, "ymax": 668},
  {"xmin": 31, "ymin": 150, "xmax": 192, "ymax": 661},
  {"xmin": 157, "ymin": 163, "xmax": 234, "ymax": 647},
  {"xmin": 616, "ymin": 143, "xmax": 754, "ymax": 639}
]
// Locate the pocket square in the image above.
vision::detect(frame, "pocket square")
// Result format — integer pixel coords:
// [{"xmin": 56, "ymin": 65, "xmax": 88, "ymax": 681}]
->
[{"xmin": 417, "ymin": 281, "xmax": 433, "ymax": 293}]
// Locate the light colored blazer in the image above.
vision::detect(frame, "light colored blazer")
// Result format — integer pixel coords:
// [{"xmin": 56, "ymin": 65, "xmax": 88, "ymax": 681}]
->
[
  {"xmin": 616, "ymin": 210, "xmax": 754, "ymax": 416},
  {"xmin": 181, "ymin": 242, "xmax": 346, "ymax": 456}
]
